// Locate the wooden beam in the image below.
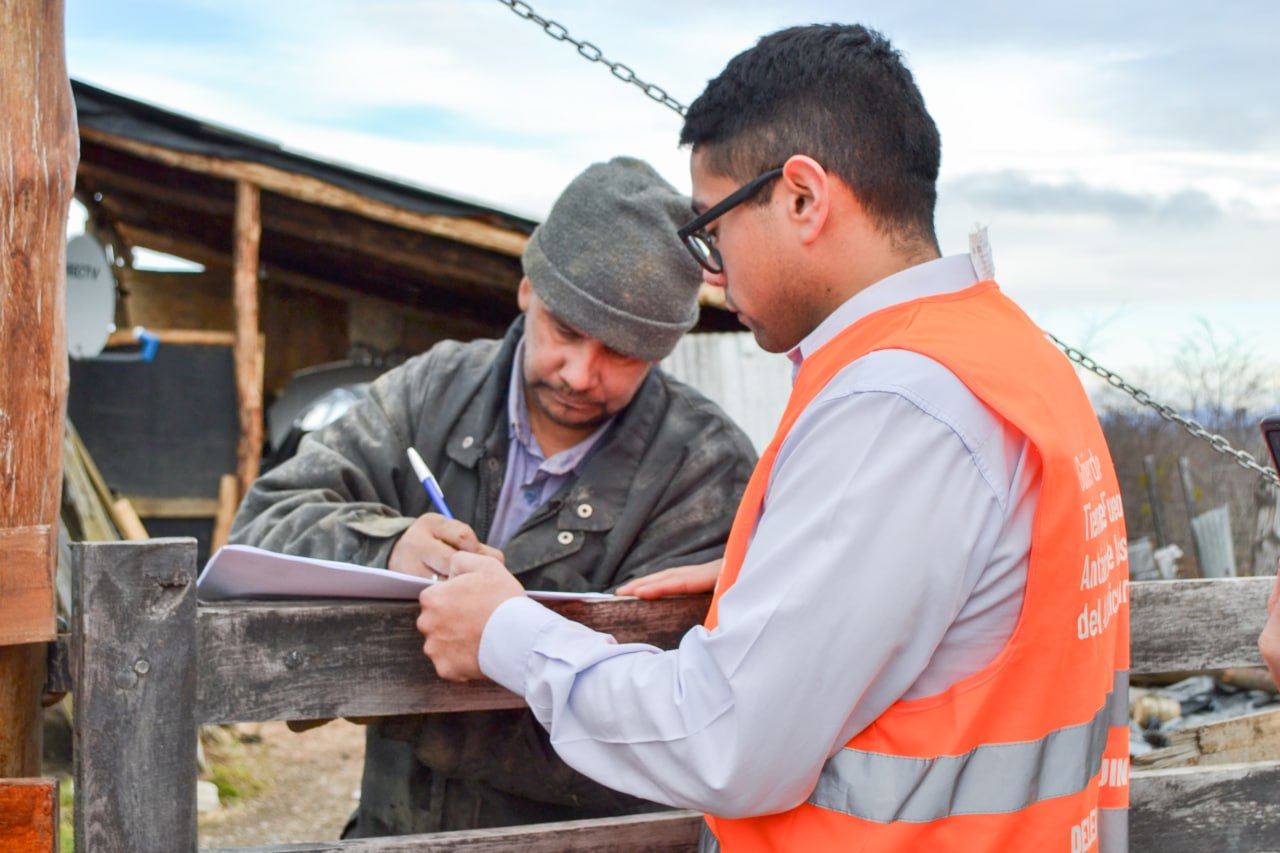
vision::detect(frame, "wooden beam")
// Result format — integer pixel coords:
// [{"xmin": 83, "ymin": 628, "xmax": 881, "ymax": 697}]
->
[
  {"xmin": 117, "ymin": 217, "xmax": 514, "ymax": 337},
  {"xmin": 80, "ymin": 127, "xmax": 531, "ymax": 257},
  {"xmin": 203, "ymin": 810, "xmax": 703, "ymax": 852},
  {"xmin": 0, "ymin": 527, "xmax": 56, "ymax": 647},
  {"xmin": 95, "ymin": 179, "xmax": 521, "ymax": 296},
  {"xmin": 106, "ymin": 327, "xmax": 237, "ymax": 348},
  {"xmin": 260, "ymin": 191, "xmax": 521, "ymax": 294},
  {"xmin": 233, "ymin": 181, "xmax": 264, "ymax": 497},
  {"xmin": 78, "ymin": 155, "xmax": 230, "ymax": 218},
  {"xmin": 1130, "ymin": 761, "xmax": 1280, "ymax": 851},
  {"xmin": 185, "ymin": 577, "xmax": 1278, "ymax": 724},
  {"xmin": 117, "ymin": 223, "xmax": 230, "ymax": 271},
  {"xmin": 1130, "ymin": 577, "xmax": 1271, "ymax": 673},
  {"xmin": 0, "ymin": 645, "xmax": 46, "ymax": 780},
  {"xmin": 123, "ymin": 497, "xmax": 220, "ymax": 519},
  {"xmin": 110, "ymin": 498, "xmax": 150, "ymax": 541},
  {"xmin": 0, "ymin": 0, "xmax": 77, "ymax": 781},
  {"xmin": 0, "ymin": 778, "xmax": 59, "ymax": 853},
  {"xmin": 116, "ymin": 222, "xmax": 514, "ymax": 341},
  {"xmin": 196, "ymin": 595, "xmax": 710, "ymax": 723},
  {"xmin": 210, "ymin": 474, "xmax": 239, "ymax": 554}
]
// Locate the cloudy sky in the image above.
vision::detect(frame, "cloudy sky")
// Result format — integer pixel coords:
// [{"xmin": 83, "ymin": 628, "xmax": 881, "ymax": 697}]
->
[{"xmin": 65, "ymin": 0, "xmax": 1280, "ymax": 401}]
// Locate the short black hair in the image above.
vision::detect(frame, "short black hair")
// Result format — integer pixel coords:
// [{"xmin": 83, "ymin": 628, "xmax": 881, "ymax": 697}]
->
[{"xmin": 681, "ymin": 24, "xmax": 941, "ymax": 251}]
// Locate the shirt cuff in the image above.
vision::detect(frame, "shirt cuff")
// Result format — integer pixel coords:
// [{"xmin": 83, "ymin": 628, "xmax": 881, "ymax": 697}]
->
[{"xmin": 478, "ymin": 595, "xmax": 561, "ymax": 695}]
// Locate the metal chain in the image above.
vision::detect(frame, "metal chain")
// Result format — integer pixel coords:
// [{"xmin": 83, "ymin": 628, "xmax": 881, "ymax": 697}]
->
[
  {"xmin": 492, "ymin": 0, "xmax": 1277, "ymax": 491},
  {"xmin": 493, "ymin": 0, "xmax": 689, "ymax": 116},
  {"xmin": 1047, "ymin": 332, "xmax": 1280, "ymax": 490}
]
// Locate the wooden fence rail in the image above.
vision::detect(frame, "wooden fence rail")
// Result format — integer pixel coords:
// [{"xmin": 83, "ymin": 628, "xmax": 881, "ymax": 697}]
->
[{"xmin": 70, "ymin": 538, "xmax": 1280, "ymax": 852}]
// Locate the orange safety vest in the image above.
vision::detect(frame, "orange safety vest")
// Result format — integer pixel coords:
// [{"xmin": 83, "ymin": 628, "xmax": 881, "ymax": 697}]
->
[{"xmin": 705, "ymin": 281, "xmax": 1129, "ymax": 852}]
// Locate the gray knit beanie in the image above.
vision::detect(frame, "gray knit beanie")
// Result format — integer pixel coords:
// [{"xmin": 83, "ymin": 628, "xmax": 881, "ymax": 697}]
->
[{"xmin": 522, "ymin": 156, "xmax": 702, "ymax": 362}]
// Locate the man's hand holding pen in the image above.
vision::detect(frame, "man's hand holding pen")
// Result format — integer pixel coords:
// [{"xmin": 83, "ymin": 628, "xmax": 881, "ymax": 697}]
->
[
  {"xmin": 389, "ymin": 513, "xmax": 504, "ymax": 580},
  {"xmin": 395, "ymin": 446, "xmax": 503, "ymax": 580}
]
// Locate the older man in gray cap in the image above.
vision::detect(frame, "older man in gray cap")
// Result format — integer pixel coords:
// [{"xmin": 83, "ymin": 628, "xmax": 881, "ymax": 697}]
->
[{"xmin": 229, "ymin": 156, "xmax": 756, "ymax": 837}]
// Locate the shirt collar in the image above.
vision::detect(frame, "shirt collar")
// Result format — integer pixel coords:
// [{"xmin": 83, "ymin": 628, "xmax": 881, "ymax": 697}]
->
[
  {"xmin": 787, "ymin": 254, "xmax": 983, "ymax": 376},
  {"xmin": 506, "ymin": 335, "xmax": 613, "ymax": 476}
]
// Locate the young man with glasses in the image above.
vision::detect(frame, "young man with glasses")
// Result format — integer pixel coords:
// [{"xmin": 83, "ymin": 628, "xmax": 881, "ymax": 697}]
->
[{"xmin": 420, "ymin": 24, "xmax": 1129, "ymax": 852}]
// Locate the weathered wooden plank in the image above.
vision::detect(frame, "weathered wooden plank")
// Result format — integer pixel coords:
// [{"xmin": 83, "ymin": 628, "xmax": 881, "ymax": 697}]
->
[
  {"xmin": 1131, "ymin": 761, "xmax": 1280, "ymax": 852},
  {"xmin": 74, "ymin": 538, "xmax": 199, "ymax": 853},
  {"xmin": 80, "ymin": 127, "xmax": 531, "ymax": 257},
  {"xmin": 1131, "ymin": 578, "xmax": 1270, "ymax": 673},
  {"xmin": 63, "ymin": 423, "xmax": 123, "ymax": 542},
  {"xmin": 195, "ymin": 579, "xmax": 1273, "ymax": 723},
  {"xmin": 1135, "ymin": 706, "xmax": 1280, "ymax": 770},
  {"xmin": 0, "ymin": 778, "xmax": 59, "ymax": 852},
  {"xmin": 207, "ymin": 809, "xmax": 702, "ymax": 853},
  {"xmin": 196, "ymin": 595, "xmax": 710, "ymax": 723}
]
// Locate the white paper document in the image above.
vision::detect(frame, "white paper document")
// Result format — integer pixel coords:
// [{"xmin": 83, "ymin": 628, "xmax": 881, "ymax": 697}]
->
[{"xmin": 196, "ymin": 544, "xmax": 615, "ymax": 602}]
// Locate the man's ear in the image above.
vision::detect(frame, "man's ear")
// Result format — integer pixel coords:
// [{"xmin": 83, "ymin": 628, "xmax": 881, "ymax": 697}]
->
[
  {"xmin": 779, "ymin": 155, "xmax": 830, "ymax": 245},
  {"xmin": 517, "ymin": 276, "xmax": 533, "ymax": 311}
]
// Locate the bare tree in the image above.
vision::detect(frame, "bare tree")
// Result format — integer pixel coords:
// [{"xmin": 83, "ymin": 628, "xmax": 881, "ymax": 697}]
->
[{"xmin": 1095, "ymin": 320, "xmax": 1279, "ymax": 576}]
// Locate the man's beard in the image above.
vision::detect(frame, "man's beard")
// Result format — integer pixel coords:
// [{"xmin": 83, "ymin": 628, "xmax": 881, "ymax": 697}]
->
[{"xmin": 527, "ymin": 380, "xmax": 612, "ymax": 431}]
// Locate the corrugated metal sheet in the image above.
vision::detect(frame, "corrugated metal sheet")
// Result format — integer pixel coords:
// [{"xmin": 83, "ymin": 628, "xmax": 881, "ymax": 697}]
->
[
  {"xmin": 1191, "ymin": 504, "xmax": 1237, "ymax": 578},
  {"xmin": 663, "ymin": 331, "xmax": 791, "ymax": 452}
]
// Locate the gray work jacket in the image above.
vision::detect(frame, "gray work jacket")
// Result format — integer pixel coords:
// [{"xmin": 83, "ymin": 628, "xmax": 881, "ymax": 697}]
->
[{"xmin": 230, "ymin": 318, "xmax": 756, "ymax": 834}]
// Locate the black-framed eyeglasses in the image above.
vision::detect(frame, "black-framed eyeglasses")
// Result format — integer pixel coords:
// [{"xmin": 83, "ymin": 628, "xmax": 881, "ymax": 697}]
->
[{"xmin": 677, "ymin": 167, "xmax": 784, "ymax": 274}]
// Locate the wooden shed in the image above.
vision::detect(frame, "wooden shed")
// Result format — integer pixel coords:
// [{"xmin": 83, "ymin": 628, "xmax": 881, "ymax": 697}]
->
[
  {"xmin": 68, "ymin": 80, "xmax": 736, "ymax": 557},
  {"xmin": 73, "ymin": 78, "xmax": 541, "ymax": 406}
]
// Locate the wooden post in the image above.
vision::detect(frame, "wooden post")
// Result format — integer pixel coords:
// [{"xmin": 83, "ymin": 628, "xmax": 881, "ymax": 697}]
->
[
  {"xmin": 233, "ymin": 180, "xmax": 263, "ymax": 498},
  {"xmin": 0, "ymin": 0, "xmax": 78, "ymax": 781},
  {"xmin": 74, "ymin": 539, "xmax": 198, "ymax": 852},
  {"xmin": 1177, "ymin": 456, "xmax": 1203, "ymax": 576},
  {"xmin": 210, "ymin": 473, "xmax": 240, "ymax": 554}
]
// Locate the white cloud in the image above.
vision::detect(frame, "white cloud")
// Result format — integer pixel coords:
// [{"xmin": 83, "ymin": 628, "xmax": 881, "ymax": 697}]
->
[{"xmin": 65, "ymin": 0, "xmax": 1280, "ymax": 375}]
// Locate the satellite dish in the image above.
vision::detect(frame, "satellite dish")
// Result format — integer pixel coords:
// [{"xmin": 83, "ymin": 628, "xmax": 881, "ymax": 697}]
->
[{"xmin": 66, "ymin": 233, "xmax": 117, "ymax": 359}]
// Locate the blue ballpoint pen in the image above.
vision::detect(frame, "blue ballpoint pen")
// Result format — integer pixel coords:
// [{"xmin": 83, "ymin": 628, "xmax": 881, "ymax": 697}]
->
[{"xmin": 406, "ymin": 447, "xmax": 454, "ymax": 520}]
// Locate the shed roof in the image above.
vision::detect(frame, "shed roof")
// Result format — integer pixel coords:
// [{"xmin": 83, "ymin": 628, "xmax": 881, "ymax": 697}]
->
[
  {"xmin": 73, "ymin": 78, "xmax": 532, "ymax": 331},
  {"xmin": 72, "ymin": 79, "xmax": 736, "ymax": 342}
]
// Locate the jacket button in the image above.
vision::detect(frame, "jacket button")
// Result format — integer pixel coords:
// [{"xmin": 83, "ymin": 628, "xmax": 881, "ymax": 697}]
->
[
  {"xmin": 461, "ymin": 436, "xmax": 474, "ymax": 449},
  {"xmin": 576, "ymin": 503, "xmax": 593, "ymax": 519},
  {"xmin": 557, "ymin": 531, "xmax": 574, "ymax": 545}
]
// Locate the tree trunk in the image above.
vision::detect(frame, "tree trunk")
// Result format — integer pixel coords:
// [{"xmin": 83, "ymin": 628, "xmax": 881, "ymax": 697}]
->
[{"xmin": 0, "ymin": 0, "xmax": 79, "ymax": 776}]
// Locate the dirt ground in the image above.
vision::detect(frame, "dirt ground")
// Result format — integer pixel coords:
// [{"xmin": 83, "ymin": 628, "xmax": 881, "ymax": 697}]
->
[{"xmin": 198, "ymin": 719, "xmax": 366, "ymax": 848}]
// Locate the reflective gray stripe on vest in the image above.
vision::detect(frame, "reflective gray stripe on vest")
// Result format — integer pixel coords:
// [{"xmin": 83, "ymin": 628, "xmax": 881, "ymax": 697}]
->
[
  {"xmin": 698, "ymin": 820, "xmax": 721, "ymax": 853},
  {"xmin": 809, "ymin": 670, "xmax": 1129, "ymax": 823},
  {"xmin": 1099, "ymin": 806, "xmax": 1127, "ymax": 852},
  {"xmin": 1107, "ymin": 669, "xmax": 1129, "ymax": 726}
]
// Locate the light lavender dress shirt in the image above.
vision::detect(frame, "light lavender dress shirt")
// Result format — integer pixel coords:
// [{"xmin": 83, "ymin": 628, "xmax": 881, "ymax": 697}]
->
[
  {"xmin": 486, "ymin": 338, "xmax": 613, "ymax": 550},
  {"xmin": 477, "ymin": 255, "xmax": 1040, "ymax": 817}
]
